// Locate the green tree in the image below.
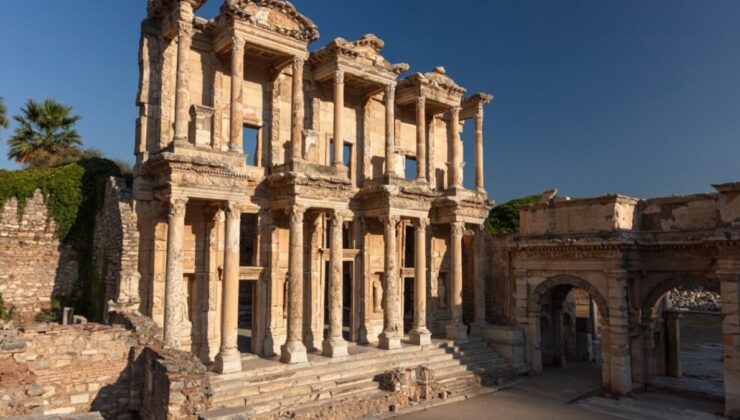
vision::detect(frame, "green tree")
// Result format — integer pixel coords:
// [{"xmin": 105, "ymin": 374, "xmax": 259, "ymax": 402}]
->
[
  {"xmin": 7, "ymin": 98, "xmax": 82, "ymax": 167},
  {"xmin": 0, "ymin": 97, "xmax": 8, "ymax": 129},
  {"xmin": 485, "ymin": 194, "xmax": 541, "ymax": 234}
]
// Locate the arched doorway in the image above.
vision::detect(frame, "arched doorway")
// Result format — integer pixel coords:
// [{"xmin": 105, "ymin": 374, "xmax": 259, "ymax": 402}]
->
[
  {"xmin": 641, "ymin": 277, "xmax": 722, "ymax": 391},
  {"xmin": 528, "ymin": 275, "xmax": 609, "ymax": 380}
]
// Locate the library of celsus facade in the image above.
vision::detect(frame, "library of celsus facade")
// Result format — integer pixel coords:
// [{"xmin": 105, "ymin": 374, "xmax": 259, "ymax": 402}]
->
[{"xmin": 133, "ymin": 0, "xmax": 494, "ymax": 372}]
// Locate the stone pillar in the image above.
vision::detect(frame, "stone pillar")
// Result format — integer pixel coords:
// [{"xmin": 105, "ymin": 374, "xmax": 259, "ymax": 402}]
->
[
  {"xmin": 664, "ymin": 311, "xmax": 682, "ymax": 378},
  {"xmin": 291, "ymin": 57, "xmax": 305, "ymax": 161},
  {"xmin": 447, "ymin": 222, "xmax": 467, "ymax": 342},
  {"xmin": 384, "ymin": 83, "xmax": 396, "ymax": 176},
  {"xmin": 281, "ymin": 206, "xmax": 308, "ymax": 363},
  {"xmin": 323, "ymin": 211, "xmax": 349, "ymax": 357},
  {"xmin": 471, "ymin": 225, "xmax": 487, "ymax": 336},
  {"xmin": 449, "ymin": 106, "xmax": 463, "ymax": 188},
  {"xmin": 720, "ymin": 270, "xmax": 740, "ymax": 417},
  {"xmin": 409, "ymin": 218, "xmax": 431, "ymax": 345},
  {"xmin": 215, "ymin": 202, "xmax": 242, "ymax": 373},
  {"xmin": 415, "ymin": 96, "xmax": 427, "ymax": 181},
  {"xmin": 605, "ymin": 270, "xmax": 633, "ymax": 396},
  {"xmin": 642, "ymin": 316, "xmax": 657, "ymax": 387},
  {"xmin": 173, "ymin": 21, "xmax": 193, "ymax": 144},
  {"xmin": 163, "ymin": 197, "xmax": 187, "ymax": 348},
  {"xmin": 332, "ymin": 69, "xmax": 345, "ymax": 168},
  {"xmin": 379, "ymin": 215, "xmax": 402, "ymax": 349},
  {"xmin": 229, "ymin": 36, "xmax": 245, "ymax": 153},
  {"xmin": 474, "ymin": 105, "xmax": 485, "ymax": 193}
]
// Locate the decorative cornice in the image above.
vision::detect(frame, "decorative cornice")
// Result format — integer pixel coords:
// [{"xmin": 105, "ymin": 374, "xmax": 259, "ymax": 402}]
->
[{"xmin": 220, "ymin": 0, "xmax": 319, "ymax": 42}]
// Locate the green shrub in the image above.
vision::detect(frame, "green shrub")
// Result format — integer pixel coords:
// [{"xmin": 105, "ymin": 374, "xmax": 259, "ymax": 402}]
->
[{"xmin": 485, "ymin": 195, "xmax": 541, "ymax": 234}]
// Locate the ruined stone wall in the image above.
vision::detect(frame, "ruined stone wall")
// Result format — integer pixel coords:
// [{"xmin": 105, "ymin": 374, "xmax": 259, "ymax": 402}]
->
[
  {"xmin": 486, "ymin": 234, "xmax": 514, "ymax": 324},
  {"xmin": 0, "ymin": 323, "xmax": 134, "ymax": 417},
  {"xmin": 0, "ymin": 191, "xmax": 78, "ymax": 321}
]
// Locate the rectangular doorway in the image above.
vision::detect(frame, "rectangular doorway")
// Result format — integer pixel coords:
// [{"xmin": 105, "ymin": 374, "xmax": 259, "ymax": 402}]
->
[
  {"xmin": 403, "ymin": 277, "xmax": 414, "ymax": 334},
  {"xmin": 238, "ymin": 280, "xmax": 255, "ymax": 354}
]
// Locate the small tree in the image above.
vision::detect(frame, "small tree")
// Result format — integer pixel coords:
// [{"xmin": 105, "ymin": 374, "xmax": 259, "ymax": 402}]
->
[
  {"xmin": 486, "ymin": 195, "xmax": 541, "ymax": 234},
  {"xmin": 7, "ymin": 98, "xmax": 82, "ymax": 167}
]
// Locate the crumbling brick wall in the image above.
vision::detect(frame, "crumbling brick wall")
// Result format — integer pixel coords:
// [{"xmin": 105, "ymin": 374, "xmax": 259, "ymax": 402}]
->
[{"xmin": 0, "ymin": 191, "xmax": 78, "ymax": 321}]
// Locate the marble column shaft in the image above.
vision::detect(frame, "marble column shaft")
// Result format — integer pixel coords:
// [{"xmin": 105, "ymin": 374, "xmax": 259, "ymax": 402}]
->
[
  {"xmin": 281, "ymin": 206, "xmax": 308, "ymax": 363},
  {"xmin": 446, "ymin": 221, "xmax": 467, "ymax": 341},
  {"xmin": 291, "ymin": 58, "xmax": 305, "ymax": 161},
  {"xmin": 173, "ymin": 21, "xmax": 192, "ymax": 143},
  {"xmin": 323, "ymin": 212, "xmax": 348, "ymax": 356},
  {"xmin": 415, "ymin": 96, "xmax": 427, "ymax": 181},
  {"xmin": 472, "ymin": 225, "xmax": 487, "ymax": 329},
  {"xmin": 215, "ymin": 203, "xmax": 241, "ymax": 372},
  {"xmin": 229, "ymin": 37, "xmax": 245, "ymax": 152},
  {"xmin": 474, "ymin": 106, "xmax": 485, "ymax": 193},
  {"xmin": 333, "ymin": 70, "xmax": 344, "ymax": 167},
  {"xmin": 384, "ymin": 83, "xmax": 396, "ymax": 176},
  {"xmin": 379, "ymin": 215, "xmax": 401, "ymax": 349},
  {"xmin": 449, "ymin": 107, "xmax": 463, "ymax": 188},
  {"xmin": 163, "ymin": 198, "xmax": 187, "ymax": 348},
  {"xmin": 409, "ymin": 219, "xmax": 431, "ymax": 345}
]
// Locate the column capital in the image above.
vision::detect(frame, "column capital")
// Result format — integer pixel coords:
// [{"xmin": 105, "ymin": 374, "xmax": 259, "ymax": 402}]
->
[
  {"xmin": 224, "ymin": 201, "xmax": 241, "ymax": 218},
  {"xmin": 231, "ymin": 35, "xmax": 245, "ymax": 50},
  {"xmin": 211, "ymin": 208, "xmax": 225, "ymax": 224},
  {"xmin": 415, "ymin": 218, "xmax": 430, "ymax": 229},
  {"xmin": 289, "ymin": 205, "xmax": 305, "ymax": 224},
  {"xmin": 177, "ymin": 20, "xmax": 193, "ymax": 38},
  {"xmin": 416, "ymin": 95, "xmax": 426, "ymax": 108},
  {"xmin": 385, "ymin": 82, "xmax": 396, "ymax": 97},
  {"xmin": 168, "ymin": 197, "xmax": 188, "ymax": 218},
  {"xmin": 292, "ymin": 56, "xmax": 305, "ymax": 68},
  {"xmin": 334, "ymin": 69, "xmax": 345, "ymax": 84},
  {"xmin": 450, "ymin": 105, "xmax": 462, "ymax": 115},
  {"xmin": 330, "ymin": 210, "xmax": 344, "ymax": 227},
  {"xmin": 381, "ymin": 214, "xmax": 401, "ymax": 227},
  {"xmin": 451, "ymin": 221, "xmax": 465, "ymax": 236}
]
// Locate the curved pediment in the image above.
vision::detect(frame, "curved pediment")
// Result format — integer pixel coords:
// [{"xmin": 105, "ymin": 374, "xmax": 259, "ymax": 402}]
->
[
  {"xmin": 221, "ymin": 0, "xmax": 319, "ymax": 42},
  {"xmin": 313, "ymin": 34, "xmax": 409, "ymax": 75}
]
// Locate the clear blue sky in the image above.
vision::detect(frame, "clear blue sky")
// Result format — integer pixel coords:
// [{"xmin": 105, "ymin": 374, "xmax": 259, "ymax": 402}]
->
[{"xmin": 1, "ymin": 1, "xmax": 738, "ymax": 203}]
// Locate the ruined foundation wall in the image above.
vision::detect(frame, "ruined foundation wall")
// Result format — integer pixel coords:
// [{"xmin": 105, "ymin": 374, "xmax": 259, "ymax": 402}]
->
[{"xmin": 0, "ymin": 191, "xmax": 78, "ymax": 321}]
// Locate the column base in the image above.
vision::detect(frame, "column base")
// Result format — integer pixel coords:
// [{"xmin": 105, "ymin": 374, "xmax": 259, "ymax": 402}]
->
[
  {"xmin": 322, "ymin": 337, "xmax": 349, "ymax": 358},
  {"xmin": 214, "ymin": 348, "xmax": 242, "ymax": 374},
  {"xmin": 229, "ymin": 145, "xmax": 243, "ymax": 153},
  {"xmin": 446, "ymin": 322, "xmax": 468, "ymax": 343},
  {"xmin": 408, "ymin": 328, "xmax": 432, "ymax": 346},
  {"xmin": 280, "ymin": 340, "xmax": 308, "ymax": 364},
  {"xmin": 378, "ymin": 331, "xmax": 402, "ymax": 350}
]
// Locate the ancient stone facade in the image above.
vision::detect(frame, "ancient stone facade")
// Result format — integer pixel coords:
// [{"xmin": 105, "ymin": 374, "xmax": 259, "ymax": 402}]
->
[
  {"xmin": 0, "ymin": 190, "xmax": 78, "ymax": 321},
  {"xmin": 485, "ymin": 182, "xmax": 740, "ymax": 415},
  {"xmin": 133, "ymin": 0, "xmax": 493, "ymax": 376}
]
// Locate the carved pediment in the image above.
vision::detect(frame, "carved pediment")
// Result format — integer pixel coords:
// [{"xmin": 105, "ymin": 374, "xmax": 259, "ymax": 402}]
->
[
  {"xmin": 312, "ymin": 34, "xmax": 409, "ymax": 74},
  {"xmin": 147, "ymin": 0, "xmax": 207, "ymax": 17},
  {"xmin": 221, "ymin": 0, "xmax": 319, "ymax": 42}
]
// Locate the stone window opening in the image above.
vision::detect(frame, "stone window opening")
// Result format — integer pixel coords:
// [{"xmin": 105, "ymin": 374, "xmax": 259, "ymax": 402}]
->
[
  {"xmin": 239, "ymin": 213, "xmax": 258, "ymax": 266},
  {"xmin": 404, "ymin": 155, "xmax": 417, "ymax": 180},
  {"xmin": 403, "ymin": 225, "xmax": 415, "ymax": 268},
  {"xmin": 242, "ymin": 125, "xmax": 261, "ymax": 167}
]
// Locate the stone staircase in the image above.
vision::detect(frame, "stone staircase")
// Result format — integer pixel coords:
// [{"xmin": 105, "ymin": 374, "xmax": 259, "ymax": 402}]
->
[{"xmin": 202, "ymin": 337, "xmax": 513, "ymax": 419}]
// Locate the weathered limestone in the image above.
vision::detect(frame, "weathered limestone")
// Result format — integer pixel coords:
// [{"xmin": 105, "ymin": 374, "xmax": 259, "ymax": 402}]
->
[
  {"xmin": 229, "ymin": 37, "xmax": 245, "ymax": 152},
  {"xmin": 333, "ymin": 69, "xmax": 345, "ymax": 168},
  {"xmin": 215, "ymin": 203, "xmax": 241, "ymax": 373},
  {"xmin": 379, "ymin": 215, "xmax": 402, "ymax": 349},
  {"xmin": 291, "ymin": 57, "xmax": 305, "ymax": 161},
  {"xmin": 163, "ymin": 198, "xmax": 186, "ymax": 348},
  {"xmin": 384, "ymin": 83, "xmax": 396, "ymax": 176},
  {"xmin": 449, "ymin": 107, "xmax": 462, "ymax": 189},
  {"xmin": 409, "ymin": 218, "xmax": 431, "ymax": 345},
  {"xmin": 471, "ymin": 225, "xmax": 487, "ymax": 336},
  {"xmin": 447, "ymin": 222, "xmax": 467, "ymax": 342},
  {"xmin": 173, "ymin": 19, "xmax": 192, "ymax": 145},
  {"xmin": 474, "ymin": 105, "xmax": 485, "ymax": 193},
  {"xmin": 415, "ymin": 96, "xmax": 427, "ymax": 181},
  {"xmin": 281, "ymin": 206, "xmax": 308, "ymax": 363},
  {"xmin": 323, "ymin": 211, "xmax": 348, "ymax": 357}
]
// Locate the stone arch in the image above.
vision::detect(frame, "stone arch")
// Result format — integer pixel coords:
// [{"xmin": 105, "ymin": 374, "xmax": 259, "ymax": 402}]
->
[
  {"xmin": 528, "ymin": 274, "xmax": 609, "ymax": 319},
  {"xmin": 641, "ymin": 274, "xmax": 720, "ymax": 319}
]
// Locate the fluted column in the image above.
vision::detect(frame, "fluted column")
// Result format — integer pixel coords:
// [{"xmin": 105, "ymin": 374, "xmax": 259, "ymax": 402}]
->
[
  {"xmin": 281, "ymin": 206, "xmax": 308, "ymax": 363},
  {"xmin": 163, "ymin": 197, "xmax": 187, "ymax": 348},
  {"xmin": 449, "ymin": 106, "xmax": 463, "ymax": 188},
  {"xmin": 409, "ymin": 218, "xmax": 431, "ymax": 345},
  {"xmin": 291, "ymin": 57, "xmax": 305, "ymax": 161},
  {"xmin": 446, "ymin": 221, "xmax": 467, "ymax": 341},
  {"xmin": 173, "ymin": 21, "xmax": 193, "ymax": 144},
  {"xmin": 323, "ymin": 211, "xmax": 348, "ymax": 357},
  {"xmin": 332, "ymin": 70, "xmax": 345, "ymax": 168},
  {"xmin": 379, "ymin": 215, "xmax": 401, "ymax": 349},
  {"xmin": 471, "ymin": 225, "xmax": 487, "ymax": 335},
  {"xmin": 384, "ymin": 83, "xmax": 396, "ymax": 176},
  {"xmin": 229, "ymin": 36, "xmax": 245, "ymax": 153},
  {"xmin": 215, "ymin": 202, "xmax": 242, "ymax": 373},
  {"xmin": 416, "ymin": 96, "xmax": 427, "ymax": 181},
  {"xmin": 474, "ymin": 105, "xmax": 485, "ymax": 193}
]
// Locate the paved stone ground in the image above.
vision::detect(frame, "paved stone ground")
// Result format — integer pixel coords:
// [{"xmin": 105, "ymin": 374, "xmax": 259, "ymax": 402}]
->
[{"xmin": 400, "ymin": 365, "xmax": 724, "ymax": 420}]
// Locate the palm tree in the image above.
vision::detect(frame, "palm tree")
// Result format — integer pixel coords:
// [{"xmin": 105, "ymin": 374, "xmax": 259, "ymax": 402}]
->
[
  {"xmin": 7, "ymin": 98, "xmax": 82, "ymax": 166},
  {"xmin": 0, "ymin": 97, "xmax": 8, "ymax": 129}
]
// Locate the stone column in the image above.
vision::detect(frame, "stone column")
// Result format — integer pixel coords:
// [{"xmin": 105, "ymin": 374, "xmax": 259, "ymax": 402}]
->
[
  {"xmin": 332, "ymin": 69, "xmax": 345, "ymax": 168},
  {"xmin": 409, "ymin": 218, "xmax": 431, "ymax": 345},
  {"xmin": 173, "ymin": 21, "xmax": 193, "ymax": 144},
  {"xmin": 163, "ymin": 197, "xmax": 187, "ymax": 348},
  {"xmin": 384, "ymin": 83, "xmax": 396, "ymax": 176},
  {"xmin": 281, "ymin": 206, "xmax": 308, "ymax": 363},
  {"xmin": 664, "ymin": 311, "xmax": 682, "ymax": 378},
  {"xmin": 323, "ymin": 211, "xmax": 348, "ymax": 357},
  {"xmin": 229, "ymin": 36, "xmax": 245, "ymax": 153},
  {"xmin": 643, "ymin": 316, "xmax": 658, "ymax": 387},
  {"xmin": 379, "ymin": 215, "xmax": 401, "ymax": 349},
  {"xmin": 215, "ymin": 202, "xmax": 242, "ymax": 373},
  {"xmin": 720, "ymin": 269, "xmax": 740, "ymax": 417},
  {"xmin": 415, "ymin": 96, "xmax": 427, "ymax": 181},
  {"xmin": 447, "ymin": 222, "xmax": 467, "ymax": 342},
  {"xmin": 449, "ymin": 106, "xmax": 463, "ymax": 188},
  {"xmin": 471, "ymin": 225, "xmax": 487, "ymax": 335},
  {"xmin": 605, "ymin": 270, "xmax": 633, "ymax": 396},
  {"xmin": 291, "ymin": 57, "xmax": 305, "ymax": 161},
  {"xmin": 474, "ymin": 104, "xmax": 485, "ymax": 193}
]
